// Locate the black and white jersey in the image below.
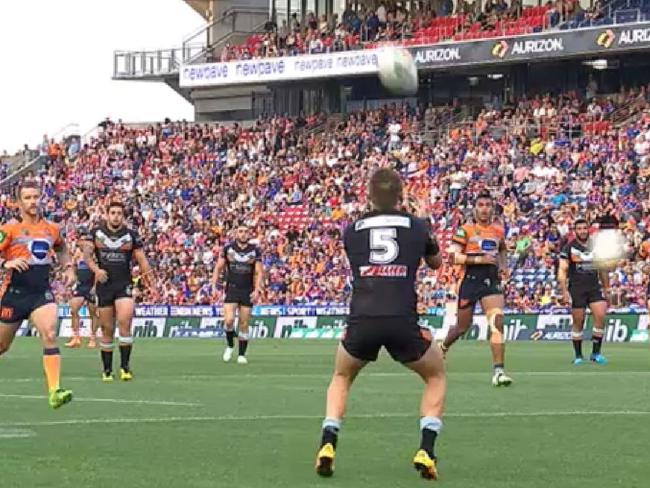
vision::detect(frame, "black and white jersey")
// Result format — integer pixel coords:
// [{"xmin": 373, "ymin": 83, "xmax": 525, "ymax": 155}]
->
[
  {"xmin": 222, "ymin": 241, "xmax": 261, "ymax": 291},
  {"xmin": 344, "ymin": 210, "xmax": 439, "ymax": 318},
  {"xmin": 82, "ymin": 224, "xmax": 143, "ymax": 284},
  {"xmin": 560, "ymin": 239, "xmax": 600, "ymax": 289}
]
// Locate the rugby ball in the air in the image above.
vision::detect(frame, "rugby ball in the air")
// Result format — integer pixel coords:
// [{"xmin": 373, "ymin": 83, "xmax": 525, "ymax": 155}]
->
[
  {"xmin": 591, "ymin": 229, "xmax": 626, "ymax": 270},
  {"xmin": 377, "ymin": 47, "xmax": 418, "ymax": 96}
]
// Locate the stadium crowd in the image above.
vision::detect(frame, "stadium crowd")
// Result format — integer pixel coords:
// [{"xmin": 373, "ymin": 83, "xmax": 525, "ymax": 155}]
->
[
  {"xmin": 212, "ymin": 0, "xmax": 638, "ymax": 62},
  {"xmin": 217, "ymin": 1, "xmax": 550, "ymax": 61},
  {"xmin": 2, "ymin": 85, "xmax": 650, "ymax": 312}
]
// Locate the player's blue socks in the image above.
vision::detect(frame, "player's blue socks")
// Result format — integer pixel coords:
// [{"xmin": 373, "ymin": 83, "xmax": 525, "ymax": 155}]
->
[
  {"xmin": 321, "ymin": 418, "xmax": 341, "ymax": 448},
  {"xmin": 420, "ymin": 416, "xmax": 442, "ymax": 458}
]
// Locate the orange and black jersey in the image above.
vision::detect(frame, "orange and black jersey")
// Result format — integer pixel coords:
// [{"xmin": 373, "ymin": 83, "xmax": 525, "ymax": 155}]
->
[
  {"xmin": 451, "ymin": 221, "xmax": 505, "ymax": 280},
  {"xmin": 82, "ymin": 224, "xmax": 142, "ymax": 285},
  {"xmin": 0, "ymin": 219, "xmax": 63, "ymax": 292}
]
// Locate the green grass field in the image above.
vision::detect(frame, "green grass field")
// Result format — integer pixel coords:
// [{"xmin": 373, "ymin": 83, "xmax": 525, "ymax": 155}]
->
[{"xmin": 1, "ymin": 339, "xmax": 649, "ymax": 488}]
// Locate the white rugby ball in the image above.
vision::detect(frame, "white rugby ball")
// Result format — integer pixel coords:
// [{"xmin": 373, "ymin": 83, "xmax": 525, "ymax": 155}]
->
[
  {"xmin": 591, "ymin": 229, "xmax": 626, "ymax": 270},
  {"xmin": 377, "ymin": 47, "xmax": 418, "ymax": 96}
]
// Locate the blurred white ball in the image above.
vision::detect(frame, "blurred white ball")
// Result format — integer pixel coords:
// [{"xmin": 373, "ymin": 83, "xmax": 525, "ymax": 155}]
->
[
  {"xmin": 377, "ymin": 47, "xmax": 418, "ymax": 96},
  {"xmin": 591, "ymin": 229, "xmax": 625, "ymax": 270}
]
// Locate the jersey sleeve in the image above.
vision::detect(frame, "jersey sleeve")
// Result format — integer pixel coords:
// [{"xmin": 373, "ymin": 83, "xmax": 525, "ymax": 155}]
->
[
  {"xmin": 451, "ymin": 224, "xmax": 469, "ymax": 247},
  {"xmin": 419, "ymin": 218, "xmax": 440, "ymax": 257},
  {"xmin": 342, "ymin": 225, "xmax": 353, "ymax": 256},
  {"xmin": 221, "ymin": 244, "xmax": 230, "ymax": 259},
  {"xmin": 559, "ymin": 242, "xmax": 570, "ymax": 260},
  {"xmin": 131, "ymin": 229, "xmax": 144, "ymax": 249},
  {"xmin": 254, "ymin": 246, "xmax": 262, "ymax": 261},
  {"xmin": 0, "ymin": 224, "xmax": 12, "ymax": 254},
  {"xmin": 50, "ymin": 223, "xmax": 63, "ymax": 248}
]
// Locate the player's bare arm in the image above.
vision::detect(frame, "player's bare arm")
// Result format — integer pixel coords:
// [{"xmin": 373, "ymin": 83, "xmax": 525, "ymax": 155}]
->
[
  {"xmin": 134, "ymin": 248, "xmax": 154, "ymax": 289},
  {"xmin": 80, "ymin": 239, "xmax": 108, "ymax": 283},
  {"xmin": 498, "ymin": 238, "xmax": 508, "ymax": 281},
  {"xmin": 252, "ymin": 260, "xmax": 264, "ymax": 301},
  {"xmin": 557, "ymin": 258, "xmax": 570, "ymax": 305},
  {"xmin": 448, "ymin": 242, "xmax": 497, "ymax": 266},
  {"xmin": 599, "ymin": 269, "xmax": 611, "ymax": 300},
  {"xmin": 54, "ymin": 238, "xmax": 76, "ymax": 287},
  {"xmin": 211, "ymin": 256, "xmax": 226, "ymax": 288},
  {"xmin": 0, "ymin": 227, "xmax": 29, "ymax": 273}
]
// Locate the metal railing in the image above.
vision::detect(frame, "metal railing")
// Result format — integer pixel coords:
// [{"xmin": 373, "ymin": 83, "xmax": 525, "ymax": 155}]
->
[
  {"xmin": 182, "ymin": 6, "xmax": 269, "ymax": 65},
  {"xmin": 113, "ymin": 45, "xmax": 203, "ymax": 79}
]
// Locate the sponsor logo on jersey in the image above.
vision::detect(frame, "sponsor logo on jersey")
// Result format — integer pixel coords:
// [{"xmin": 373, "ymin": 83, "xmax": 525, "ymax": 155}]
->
[
  {"xmin": 359, "ymin": 264, "xmax": 408, "ymax": 277},
  {"xmin": 480, "ymin": 239, "xmax": 498, "ymax": 252},
  {"xmin": 0, "ymin": 230, "xmax": 6, "ymax": 244},
  {"xmin": 30, "ymin": 240, "xmax": 51, "ymax": 261}
]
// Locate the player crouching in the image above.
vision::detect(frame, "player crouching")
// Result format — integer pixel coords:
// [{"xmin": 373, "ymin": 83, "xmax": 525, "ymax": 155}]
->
[{"xmin": 315, "ymin": 168, "xmax": 446, "ymax": 480}]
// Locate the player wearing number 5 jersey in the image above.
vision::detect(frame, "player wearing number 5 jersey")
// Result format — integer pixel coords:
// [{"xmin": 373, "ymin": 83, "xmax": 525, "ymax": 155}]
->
[
  {"xmin": 0, "ymin": 181, "xmax": 75, "ymax": 409},
  {"xmin": 442, "ymin": 191, "xmax": 513, "ymax": 387},
  {"xmin": 315, "ymin": 168, "xmax": 446, "ymax": 481}
]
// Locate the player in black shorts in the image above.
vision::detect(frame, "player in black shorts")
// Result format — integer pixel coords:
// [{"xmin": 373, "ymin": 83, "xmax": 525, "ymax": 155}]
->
[
  {"xmin": 82, "ymin": 202, "xmax": 153, "ymax": 381},
  {"xmin": 65, "ymin": 245, "xmax": 98, "ymax": 349},
  {"xmin": 558, "ymin": 219, "xmax": 609, "ymax": 365},
  {"xmin": 442, "ymin": 191, "xmax": 513, "ymax": 387},
  {"xmin": 211, "ymin": 224, "xmax": 263, "ymax": 365},
  {"xmin": 315, "ymin": 168, "xmax": 446, "ymax": 481}
]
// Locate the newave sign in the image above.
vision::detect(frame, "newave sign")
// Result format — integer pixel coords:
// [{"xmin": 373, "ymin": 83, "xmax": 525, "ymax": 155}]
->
[{"xmin": 180, "ymin": 50, "xmax": 379, "ymax": 87}]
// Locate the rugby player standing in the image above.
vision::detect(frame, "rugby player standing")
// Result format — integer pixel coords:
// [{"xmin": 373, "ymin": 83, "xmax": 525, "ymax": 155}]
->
[
  {"xmin": 0, "ymin": 181, "xmax": 75, "ymax": 408},
  {"xmin": 82, "ymin": 202, "xmax": 153, "ymax": 381},
  {"xmin": 558, "ymin": 219, "xmax": 609, "ymax": 365},
  {"xmin": 65, "ymin": 243, "xmax": 98, "ymax": 348},
  {"xmin": 211, "ymin": 224, "xmax": 263, "ymax": 365},
  {"xmin": 315, "ymin": 169, "xmax": 446, "ymax": 480},
  {"xmin": 441, "ymin": 191, "xmax": 513, "ymax": 387}
]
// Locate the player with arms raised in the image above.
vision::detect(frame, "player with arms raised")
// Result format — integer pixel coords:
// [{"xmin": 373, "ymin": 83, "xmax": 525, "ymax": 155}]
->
[
  {"xmin": 315, "ymin": 168, "xmax": 446, "ymax": 480},
  {"xmin": 0, "ymin": 181, "xmax": 75, "ymax": 408},
  {"xmin": 82, "ymin": 202, "xmax": 153, "ymax": 381},
  {"xmin": 211, "ymin": 224, "xmax": 263, "ymax": 365},
  {"xmin": 558, "ymin": 219, "xmax": 609, "ymax": 365},
  {"xmin": 441, "ymin": 191, "xmax": 513, "ymax": 387}
]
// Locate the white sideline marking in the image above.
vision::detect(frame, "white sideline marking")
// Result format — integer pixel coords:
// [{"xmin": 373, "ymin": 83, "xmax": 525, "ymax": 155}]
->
[
  {"xmin": 1, "ymin": 371, "xmax": 648, "ymax": 383},
  {"xmin": 1, "ymin": 410, "xmax": 649, "ymax": 428},
  {"xmin": 0, "ymin": 394, "xmax": 201, "ymax": 407},
  {"xmin": 0, "ymin": 428, "xmax": 36, "ymax": 439}
]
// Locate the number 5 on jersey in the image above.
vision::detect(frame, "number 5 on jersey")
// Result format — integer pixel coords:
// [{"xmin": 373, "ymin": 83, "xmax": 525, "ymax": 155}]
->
[{"xmin": 369, "ymin": 228, "xmax": 399, "ymax": 264}]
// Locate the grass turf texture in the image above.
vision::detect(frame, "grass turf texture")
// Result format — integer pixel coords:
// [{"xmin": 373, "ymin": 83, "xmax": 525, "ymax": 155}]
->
[{"xmin": 1, "ymin": 340, "xmax": 649, "ymax": 488}]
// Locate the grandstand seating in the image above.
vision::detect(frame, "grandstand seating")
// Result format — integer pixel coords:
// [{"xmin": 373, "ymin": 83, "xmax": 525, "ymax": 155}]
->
[
  {"xmin": 217, "ymin": 0, "xmax": 650, "ymax": 62},
  {"xmin": 2, "ymin": 88, "xmax": 650, "ymax": 311}
]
